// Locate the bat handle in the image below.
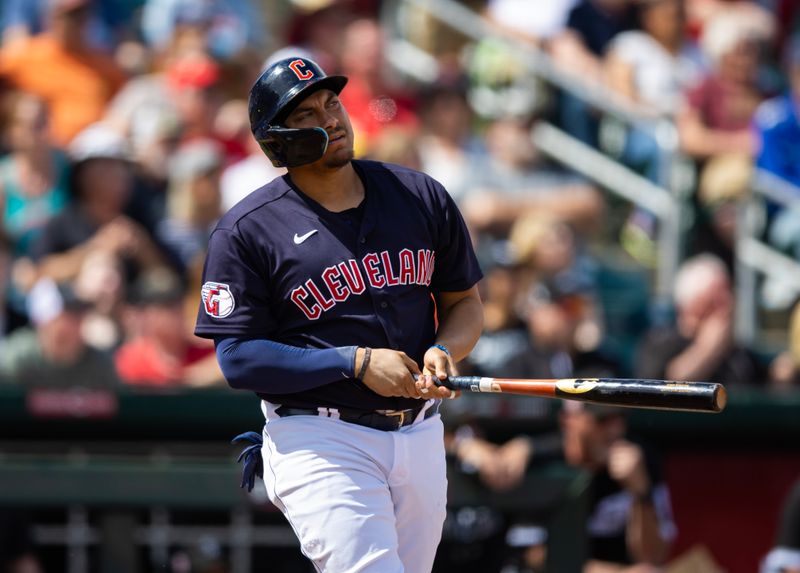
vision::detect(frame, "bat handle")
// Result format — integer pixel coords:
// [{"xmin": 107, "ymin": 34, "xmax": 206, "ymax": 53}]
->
[{"xmin": 413, "ymin": 375, "xmax": 485, "ymax": 392}]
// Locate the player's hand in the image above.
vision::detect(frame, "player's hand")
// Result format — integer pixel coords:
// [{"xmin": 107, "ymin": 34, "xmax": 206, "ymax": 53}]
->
[
  {"xmin": 360, "ymin": 348, "xmax": 423, "ymax": 398},
  {"xmin": 417, "ymin": 345, "xmax": 459, "ymax": 399},
  {"xmin": 607, "ymin": 440, "xmax": 650, "ymax": 497}
]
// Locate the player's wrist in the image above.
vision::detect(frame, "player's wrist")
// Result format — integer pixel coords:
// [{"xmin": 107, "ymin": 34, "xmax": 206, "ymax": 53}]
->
[
  {"xmin": 428, "ymin": 343, "xmax": 450, "ymax": 356},
  {"xmin": 355, "ymin": 347, "xmax": 371, "ymax": 381}
]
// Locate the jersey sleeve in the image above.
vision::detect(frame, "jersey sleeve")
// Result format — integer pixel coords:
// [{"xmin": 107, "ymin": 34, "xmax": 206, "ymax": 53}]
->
[
  {"xmin": 194, "ymin": 227, "xmax": 277, "ymax": 339},
  {"xmin": 429, "ymin": 182, "xmax": 483, "ymax": 293}
]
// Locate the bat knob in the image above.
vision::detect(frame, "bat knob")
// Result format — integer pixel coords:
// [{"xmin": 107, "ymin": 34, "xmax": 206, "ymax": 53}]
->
[{"xmin": 713, "ymin": 384, "xmax": 727, "ymax": 413}]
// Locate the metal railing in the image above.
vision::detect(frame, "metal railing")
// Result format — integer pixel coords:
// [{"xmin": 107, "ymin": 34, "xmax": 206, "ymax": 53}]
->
[
  {"xmin": 385, "ymin": 0, "xmax": 800, "ymax": 340},
  {"xmin": 736, "ymin": 169, "xmax": 800, "ymax": 343},
  {"xmin": 530, "ymin": 122, "xmax": 687, "ymax": 300},
  {"xmin": 383, "ymin": 0, "xmax": 691, "ymax": 302},
  {"xmin": 387, "ymin": 0, "xmax": 670, "ymax": 129}
]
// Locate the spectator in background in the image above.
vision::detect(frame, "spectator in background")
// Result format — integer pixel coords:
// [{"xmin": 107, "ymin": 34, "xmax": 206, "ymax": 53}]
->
[
  {"xmin": 106, "ymin": 52, "xmax": 234, "ymax": 229},
  {"xmin": 755, "ymin": 36, "xmax": 800, "ymax": 188},
  {"xmin": 754, "ymin": 37, "xmax": 800, "ymax": 264},
  {"xmin": 115, "ymin": 268, "xmax": 222, "ymax": 387},
  {"xmin": 157, "ymin": 139, "xmax": 224, "ymax": 267},
  {"xmin": 0, "ymin": 0, "xmax": 127, "ymax": 146},
  {"xmin": 761, "ymin": 477, "xmax": 800, "ymax": 573},
  {"xmin": 500, "ymin": 271, "xmax": 615, "ymax": 385},
  {"xmin": 72, "ymin": 250, "xmax": 127, "ymax": 352},
  {"xmin": 636, "ymin": 254, "xmax": 767, "ymax": 385},
  {"xmin": 416, "ymin": 86, "xmax": 485, "ymax": 202},
  {"xmin": 337, "ymin": 18, "xmax": 419, "ymax": 156},
  {"xmin": 677, "ymin": 4, "xmax": 774, "ymax": 159},
  {"xmin": 685, "ymin": 0, "xmax": 772, "ymax": 42},
  {"xmin": 124, "ymin": 100, "xmax": 185, "ymax": 225},
  {"xmin": 451, "ymin": 402, "xmax": 675, "ymax": 571},
  {"xmin": 283, "ymin": 5, "xmax": 357, "ymax": 74},
  {"xmin": 31, "ymin": 122, "xmax": 171, "ymax": 285},
  {"xmin": 558, "ymin": 0, "xmax": 638, "ymax": 67},
  {"xmin": 213, "ymin": 98, "xmax": 250, "ymax": 165},
  {"xmin": 0, "ymin": 0, "xmax": 137, "ymax": 52},
  {"xmin": 606, "ymin": 0, "xmax": 704, "ymax": 116},
  {"xmin": 604, "ymin": 0, "xmax": 705, "ymax": 194},
  {"xmin": 0, "ymin": 277, "xmax": 119, "ymax": 387},
  {"xmin": 549, "ymin": 0, "xmax": 638, "ymax": 144},
  {"xmin": 366, "ymin": 126, "xmax": 423, "ymax": 170},
  {"xmin": 464, "ymin": 34, "xmax": 551, "ymax": 121},
  {"xmin": 484, "ymin": 0, "xmax": 578, "ymax": 47},
  {"xmin": 163, "ymin": 52, "xmax": 225, "ymax": 144},
  {"xmin": 460, "ymin": 250, "xmax": 530, "ymax": 379},
  {"xmin": 220, "ymin": 123, "xmax": 285, "ymax": 212},
  {"xmin": 691, "ymin": 152, "xmax": 751, "ymax": 271},
  {"xmin": 460, "ymin": 116, "xmax": 604, "ymax": 238},
  {"xmin": 499, "ymin": 524, "xmax": 549, "ymax": 573},
  {"xmin": 682, "ymin": 0, "xmax": 719, "ymax": 40},
  {"xmin": 607, "ymin": 0, "xmax": 707, "ymax": 268},
  {"xmin": 0, "ymin": 92, "xmax": 75, "ymax": 326},
  {"xmin": 471, "ymin": 0, "xmax": 562, "ymax": 119},
  {"xmin": 0, "ymin": 92, "xmax": 70, "ymax": 260},
  {"xmin": 768, "ymin": 300, "xmax": 800, "ymax": 392},
  {"xmin": 446, "ymin": 221, "xmax": 613, "ymax": 473},
  {"xmin": 509, "ymin": 213, "xmax": 605, "ymax": 362},
  {"xmin": 561, "ymin": 402, "xmax": 675, "ymax": 572},
  {"xmin": 106, "ymin": 51, "xmax": 224, "ymax": 150},
  {"xmin": 140, "ymin": 0, "xmax": 267, "ymax": 61}
]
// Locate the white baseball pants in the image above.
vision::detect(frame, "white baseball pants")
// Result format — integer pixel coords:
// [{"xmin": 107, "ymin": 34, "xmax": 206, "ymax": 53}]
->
[{"xmin": 260, "ymin": 400, "xmax": 448, "ymax": 573}]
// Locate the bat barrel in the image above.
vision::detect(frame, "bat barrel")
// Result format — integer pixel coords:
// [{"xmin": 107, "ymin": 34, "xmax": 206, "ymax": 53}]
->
[{"xmin": 562, "ymin": 378, "xmax": 727, "ymax": 413}]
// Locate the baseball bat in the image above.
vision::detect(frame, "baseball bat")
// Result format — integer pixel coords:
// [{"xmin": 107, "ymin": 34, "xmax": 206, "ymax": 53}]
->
[{"xmin": 431, "ymin": 376, "xmax": 726, "ymax": 413}]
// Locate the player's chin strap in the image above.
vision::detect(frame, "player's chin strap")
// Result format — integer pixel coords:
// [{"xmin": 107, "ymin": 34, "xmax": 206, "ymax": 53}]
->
[{"xmin": 231, "ymin": 431, "xmax": 264, "ymax": 492}]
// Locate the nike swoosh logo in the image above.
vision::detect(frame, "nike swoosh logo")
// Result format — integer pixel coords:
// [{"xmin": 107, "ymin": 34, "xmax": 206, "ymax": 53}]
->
[{"xmin": 293, "ymin": 230, "xmax": 318, "ymax": 245}]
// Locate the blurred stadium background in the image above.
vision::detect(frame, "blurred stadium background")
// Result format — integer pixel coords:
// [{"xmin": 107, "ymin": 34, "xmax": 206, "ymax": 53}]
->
[{"xmin": 0, "ymin": 0, "xmax": 799, "ymax": 571}]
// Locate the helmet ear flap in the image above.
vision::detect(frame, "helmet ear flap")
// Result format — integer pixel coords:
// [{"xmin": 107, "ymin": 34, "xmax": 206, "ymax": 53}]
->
[{"xmin": 257, "ymin": 127, "xmax": 329, "ymax": 168}]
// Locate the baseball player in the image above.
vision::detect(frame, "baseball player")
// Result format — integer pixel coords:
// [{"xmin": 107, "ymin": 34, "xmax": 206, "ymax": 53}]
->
[{"xmin": 194, "ymin": 57, "xmax": 484, "ymax": 572}]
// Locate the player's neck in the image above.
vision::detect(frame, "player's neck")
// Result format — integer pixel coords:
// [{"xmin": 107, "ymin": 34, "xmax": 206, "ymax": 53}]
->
[{"xmin": 288, "ymin": 162, "xmax": 364, "ymax": 212}]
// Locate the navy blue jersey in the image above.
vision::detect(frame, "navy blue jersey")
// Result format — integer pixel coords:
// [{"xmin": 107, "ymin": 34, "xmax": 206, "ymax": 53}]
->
[{"xmin": 195, "ymin": 160, "xmax": 482, "ymax": 411}]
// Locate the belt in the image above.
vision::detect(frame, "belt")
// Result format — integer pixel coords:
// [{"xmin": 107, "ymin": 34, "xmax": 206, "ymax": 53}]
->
[{"xmin": 275, "ymin": 402, "xmax": 438, "ymax": 431}]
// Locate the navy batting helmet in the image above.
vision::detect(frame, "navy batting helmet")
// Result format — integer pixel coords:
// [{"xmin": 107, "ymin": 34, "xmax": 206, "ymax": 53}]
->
[{"xmin": 248, "ymin": 57, "xmax": 348, "ymax": 168}]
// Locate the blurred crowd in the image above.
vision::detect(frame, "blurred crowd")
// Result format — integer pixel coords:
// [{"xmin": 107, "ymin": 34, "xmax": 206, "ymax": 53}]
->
[
  {"xmin": 0, "ymin": 0, "xmax": 796, "ymax": 392},
  {"xmin": 1, "ymin": 0, "xmax": 800, "ymax": 571}
]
